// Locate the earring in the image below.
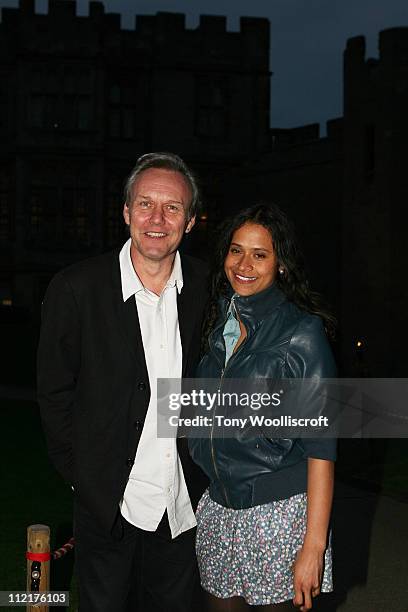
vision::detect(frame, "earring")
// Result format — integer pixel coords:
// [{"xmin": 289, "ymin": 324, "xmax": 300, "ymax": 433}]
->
[{"xmin": 279, "ymin": 268, "xmax": 284, "ymax": 275}]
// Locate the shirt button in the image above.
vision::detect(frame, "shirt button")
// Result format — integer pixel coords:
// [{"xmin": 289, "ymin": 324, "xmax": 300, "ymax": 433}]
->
[
  {"xmin": 166, "ymin": 452, "xmax": 170, "ymax": 458},
  {"xmin": 138, "ymin": 382, "xmax": 146, "ymax": 391}
]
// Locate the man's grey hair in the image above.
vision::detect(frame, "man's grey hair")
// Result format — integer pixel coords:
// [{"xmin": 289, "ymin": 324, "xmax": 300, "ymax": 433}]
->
[{"xmin": 124, "ymin": 152, "xmax": 201, "ymax": 219}]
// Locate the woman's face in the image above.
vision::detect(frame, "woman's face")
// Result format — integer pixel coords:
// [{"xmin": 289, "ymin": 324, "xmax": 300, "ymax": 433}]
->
[{"xmin": 224, "ymin": 222, "xmax": 279, "ymax": 296}]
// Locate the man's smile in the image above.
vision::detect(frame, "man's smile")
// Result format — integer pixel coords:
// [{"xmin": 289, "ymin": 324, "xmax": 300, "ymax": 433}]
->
[{"xmin": 144, "ymin": 231, "xmax": 168, "ymax": 238}]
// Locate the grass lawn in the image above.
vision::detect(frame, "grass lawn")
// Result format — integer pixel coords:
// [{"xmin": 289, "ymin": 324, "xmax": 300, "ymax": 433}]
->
[
  {"xmin": 1, "ymin": 399, "xmax": 76, "ymax": 610},
  {"xmin": 336, "ymin": 439, "xmax": 408, "ymax": 499}
]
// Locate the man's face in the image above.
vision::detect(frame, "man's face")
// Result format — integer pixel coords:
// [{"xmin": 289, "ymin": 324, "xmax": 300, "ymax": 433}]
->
[{"xmin": 123, "ymin": 168, "xmax": 195, "ymax": 264}]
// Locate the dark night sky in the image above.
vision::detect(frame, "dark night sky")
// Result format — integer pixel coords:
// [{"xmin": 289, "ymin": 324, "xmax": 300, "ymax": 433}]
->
[{"xmin": 1, "ymin": 0, "xmax": 408, "ymax": 132}]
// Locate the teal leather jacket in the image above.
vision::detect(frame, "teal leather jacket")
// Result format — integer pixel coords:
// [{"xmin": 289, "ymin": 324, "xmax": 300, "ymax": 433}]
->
[{"xmin": 188, "ymin": 282, "xmax": 337, "ymax": 509}]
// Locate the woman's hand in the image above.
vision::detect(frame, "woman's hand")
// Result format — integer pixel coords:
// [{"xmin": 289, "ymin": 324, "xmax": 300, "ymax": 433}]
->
[
  {"xmin": 292, "ymin": 458, "xmax": 334, "ymax": 611},
  {"xmin": 292, "ymin": 543, "xmax": 324, "ymax": 611}
]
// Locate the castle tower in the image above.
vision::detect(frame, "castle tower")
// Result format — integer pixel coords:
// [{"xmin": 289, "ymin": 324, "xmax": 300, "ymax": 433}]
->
[{"xmin": 341, "ymin": 28, "xmax": 408, "ymax": 375}]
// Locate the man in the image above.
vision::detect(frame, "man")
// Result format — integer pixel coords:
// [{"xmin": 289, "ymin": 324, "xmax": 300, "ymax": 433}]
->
[{"xmin": 37, "ymin": 152, "xmax": 208, "ymax": 612}]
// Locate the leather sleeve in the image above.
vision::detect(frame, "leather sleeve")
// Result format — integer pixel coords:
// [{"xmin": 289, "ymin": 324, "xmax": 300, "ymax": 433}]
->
[
  {"xmin": 286, "ymin": 314, "xmax": 337, "ymax": 461},
  {"xmin": 37, "ymin": 271, "xmax": 80, "ymax": 484}
]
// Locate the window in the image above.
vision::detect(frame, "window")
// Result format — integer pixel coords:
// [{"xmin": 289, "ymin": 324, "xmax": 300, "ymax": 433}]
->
[
  {"xmin": 105, "ymin": 174, "xmax": 126, "ymax": 247},
  {"xmin": 62, "ymin": 188, "xmax": 91, "ymax": 246},
  {"xmin": 28, "ymin": 188, "xmax": 57, "ymax": 244},
  {"xmin": 364, "ymin": 124, "xmax": 376, "ymax": 178},
  {"xmin": 196, "ymin": 75, "xmax": 229, "ymax": 141},
  {"xmin": 0, "ymin": 169, "xmax": 12, "ymax": 243},
  {"xmin": 0, "ymin": 82, "xmax": 8, "ymax": 130},
  {"xmin": 26, "ymin": 161, "xmax": 94, "ymax": 249},
  {"xmin": 61, "ymin": 163, "xmax": 93, "ymax": 247},
  {"xmin": 26, "ymin": 64, "xmax": 94, "ymax": 131},
  {"xmin": 0, "ymin": 195, "xmax": 9, "ymax": 242},
  {"xmin": 108, "ymin": 80, "xmax": 143, "ymax": 140}
]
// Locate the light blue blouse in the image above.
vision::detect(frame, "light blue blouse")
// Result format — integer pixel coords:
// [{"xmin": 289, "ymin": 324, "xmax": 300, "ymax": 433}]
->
[{"xmin": 222, "ymin": 296, "xmax": 241, "ymax": 366}]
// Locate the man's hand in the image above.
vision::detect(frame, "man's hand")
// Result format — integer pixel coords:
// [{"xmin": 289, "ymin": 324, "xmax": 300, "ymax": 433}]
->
[{"xmin": 292, "ymin": 544, "xmax": 324, "ymax": 611}]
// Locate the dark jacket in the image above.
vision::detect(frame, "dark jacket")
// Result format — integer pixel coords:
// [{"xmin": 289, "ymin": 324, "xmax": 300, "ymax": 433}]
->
[
  {"xmin": 37, "ymin": 248, "xmax": 209, "ymax": 532},
  {"xmin": 189, "ymin": 283, "xmax": 337, "ymax": 509}
]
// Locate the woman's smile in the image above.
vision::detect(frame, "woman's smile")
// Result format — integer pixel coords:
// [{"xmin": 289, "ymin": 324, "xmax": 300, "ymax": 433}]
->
[{"xmin": 224, "ymin": 222, "xmax": 279, "ymax": 296}]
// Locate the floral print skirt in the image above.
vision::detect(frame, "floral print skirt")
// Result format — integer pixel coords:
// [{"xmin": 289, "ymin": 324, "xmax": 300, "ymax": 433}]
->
[{"xmin": 195, "ymin": 489, "xmax": 333, "ymax": 606}]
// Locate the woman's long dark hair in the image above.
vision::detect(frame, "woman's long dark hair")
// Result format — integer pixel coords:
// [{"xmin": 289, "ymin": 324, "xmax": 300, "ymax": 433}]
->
[{"xmin": 203, "ymin": 203, "xmax": 336, "ymax": 349}]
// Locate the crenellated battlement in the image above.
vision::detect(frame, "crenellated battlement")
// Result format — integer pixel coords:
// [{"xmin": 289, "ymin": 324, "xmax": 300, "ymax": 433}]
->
[
  {"xmin": 343, "ymin": 26, "xmax": 408, "ymax": 116},
  {"xmin": 48, "ymin": 0, "xmax": 76, "ymax": 19},
  {"xmin": 1, "ymin": 1, "xmax": 269, "ymax": 39},
  {"xmin": 199, "ymin": 15, "xmax": 227, "ymax": 33},
  {"xmin": 379, "ymin": 27, "xmax": 408, "ymax": 64},
  {"xmin": 0, "ymin": 1, "xmax": 269, "ymax": 67},
  {"xmin": 344, "ymin": 35, "xmax": 365, "ymax": 62},
  {"xmin": 89, "ymin": 1, "xmax": 104, "ymax": 18},
  {"xmin": 345, "ymin": 27, "xmax": 408, "ymax": 69}
]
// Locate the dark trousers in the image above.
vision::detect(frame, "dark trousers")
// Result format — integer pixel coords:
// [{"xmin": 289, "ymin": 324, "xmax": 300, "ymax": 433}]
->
[{"xmin": 74, "ymin": 502, "xmax": 201, "ymax": 612}]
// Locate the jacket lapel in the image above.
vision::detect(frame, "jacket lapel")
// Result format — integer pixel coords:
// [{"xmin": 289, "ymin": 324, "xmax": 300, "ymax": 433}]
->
[
  {"xmin": 111, "ymin": 251, "xmax": 149, "ymax": 377},
  {"xmin": 178, "ymin": 256, "xmax": 198, "ymax": 376}
]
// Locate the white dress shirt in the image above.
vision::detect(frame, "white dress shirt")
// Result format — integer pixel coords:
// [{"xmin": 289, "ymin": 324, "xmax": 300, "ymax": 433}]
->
[{"xmin": 119, "ymin": 238, "xmax": 196, "ymax": 538}]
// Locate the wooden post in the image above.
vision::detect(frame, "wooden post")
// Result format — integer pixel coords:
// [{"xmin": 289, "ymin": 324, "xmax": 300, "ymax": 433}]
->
[{"xmin": 26, "ymin": 524, "xmax": 50, "ymax": 612}]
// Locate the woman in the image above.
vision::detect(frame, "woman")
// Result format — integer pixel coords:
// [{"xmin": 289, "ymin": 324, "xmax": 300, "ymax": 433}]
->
[{"xmin": 189, "ymin": 203, "xmax": 337, "ymax": 611}]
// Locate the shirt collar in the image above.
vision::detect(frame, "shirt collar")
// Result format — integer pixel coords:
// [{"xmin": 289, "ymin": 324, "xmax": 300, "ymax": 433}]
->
[
  {"xmin": 166, "ymin": 250, "xmax": 184, "ymax": 293},
  {"xmin": 119, "ymin": 238, "xmax": 183, "ymax": 302}
]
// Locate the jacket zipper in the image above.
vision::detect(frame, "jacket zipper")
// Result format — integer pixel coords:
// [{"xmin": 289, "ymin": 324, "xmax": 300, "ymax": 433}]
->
[
  {"xmin": 209, "ymin": 299, "xmax": 247, "ymax": 508},
  {"xmin": 210, "ymin": 362, "xmax": 231, "ymax": 506}
]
